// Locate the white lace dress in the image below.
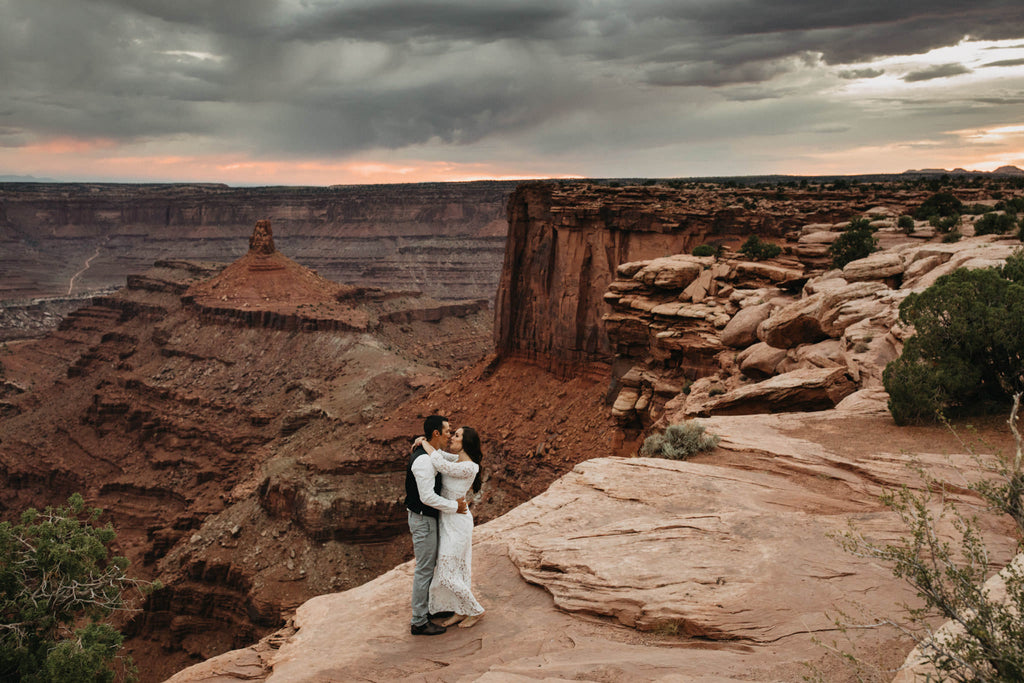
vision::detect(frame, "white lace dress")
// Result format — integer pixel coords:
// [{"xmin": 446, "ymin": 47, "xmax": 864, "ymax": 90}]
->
[{"xmin": 428, "ymin": 451, "xmax": 484, "ymax": 617}]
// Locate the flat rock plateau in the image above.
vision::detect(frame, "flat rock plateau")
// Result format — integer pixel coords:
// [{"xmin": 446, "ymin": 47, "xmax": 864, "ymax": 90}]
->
[{"xmin": 2, "ymin": 176, "xmax": 1023, "ymax": 682}]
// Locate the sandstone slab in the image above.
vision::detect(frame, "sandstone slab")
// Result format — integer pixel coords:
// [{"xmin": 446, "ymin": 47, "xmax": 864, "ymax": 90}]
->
[
  {"xmin": 758, "ymin": 294, "xmax": 828, "ymax": 349},
  {"xmin": 842, "ymin": 252, "xmax": 905, "ymax": 282},
  {"xmin": 719, "ymin": 302, "xmax": 772, "ymax": 348},
  {"xmin": 737, "ymin": 341, "xmax": 788, "ymax": 379},
  {"xmin": 687, "ymin": 367, "xmax": 855, "ymax": 416}
]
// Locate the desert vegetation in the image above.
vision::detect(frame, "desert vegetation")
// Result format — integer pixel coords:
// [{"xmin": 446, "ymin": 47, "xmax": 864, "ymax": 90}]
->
[
  {"xmin": 883, "ymin": 250, "xmax": 1024, "ymax": 425},
  {"xmin": 829, "ymin": 217, "xmax": 879, "ymax": 269},
  {"xmin": 833, "ymin": 395, "xmax": 1024, "ymax": 682},
  {"xmin": 0, "ymin": 494, "xmax": 153, "ymax": 682},
  {"xmin": 738, "ymin": 234, "xmax": 782, "ymax": 261},
  {"xmin": 639, "ymin": 421, "xmax": 720, "ymax": 459}
]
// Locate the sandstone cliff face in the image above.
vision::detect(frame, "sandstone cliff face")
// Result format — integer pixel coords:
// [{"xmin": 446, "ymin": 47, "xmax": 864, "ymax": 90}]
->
[
  {"xmin": 0, "ymin": 181, "xmax": 516, "ymax": 308},
  {"xmin": 492, "ymin": 181, "xmax": 980, "ymax": 376}
]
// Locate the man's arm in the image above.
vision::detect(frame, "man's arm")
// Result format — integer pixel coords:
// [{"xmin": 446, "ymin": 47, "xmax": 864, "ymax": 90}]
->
[{"xmin": 410, "ymin": 453, "xmax": 460, "ymax": 513}]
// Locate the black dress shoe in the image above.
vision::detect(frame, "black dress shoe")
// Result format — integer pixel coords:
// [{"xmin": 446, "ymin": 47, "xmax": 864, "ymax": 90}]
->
[
  {"xmin": 429, "ymin": 611, "xmax": 453, "ymax": 620},
  {"xmin": 411, "ymin": 620, "xmax": 447, "ymax": 636}
]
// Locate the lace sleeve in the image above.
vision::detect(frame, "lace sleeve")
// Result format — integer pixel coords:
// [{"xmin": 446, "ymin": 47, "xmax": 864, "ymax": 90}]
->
[{"xmin": 430, "ymin": 451, "xmax": 477, "ymax": 480}]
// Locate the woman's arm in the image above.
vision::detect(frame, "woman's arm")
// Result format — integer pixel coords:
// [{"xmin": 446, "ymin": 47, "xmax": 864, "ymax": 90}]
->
[
  {"xmin": 430, "ymin": 451, "xmax": 476, "ymax": 478},
  {"xmin": 413, "ymin": 436, "xmax": 457, "ymax": 461}
]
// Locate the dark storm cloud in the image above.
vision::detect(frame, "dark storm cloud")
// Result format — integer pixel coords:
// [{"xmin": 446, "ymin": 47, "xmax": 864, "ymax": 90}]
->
[
  {"xmin": 838, "ymin": 68, "xmax": 886, "ymax": 80},
  {"xmin": 903, "ymin": 63, "xmax": 973, "ymax": 82},
  {"xmin": 1, "ymin": 0, "xmax": 1022, "ymax": 160},
  {"xmin": 983, "ymin": 58, "xmax": 1024, "ymax": 67}
]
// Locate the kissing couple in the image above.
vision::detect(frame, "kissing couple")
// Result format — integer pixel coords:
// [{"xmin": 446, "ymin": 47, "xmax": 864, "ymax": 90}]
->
[{"xmin": 405, "ymin": 414, "xmax": 486, "ymax": 635}]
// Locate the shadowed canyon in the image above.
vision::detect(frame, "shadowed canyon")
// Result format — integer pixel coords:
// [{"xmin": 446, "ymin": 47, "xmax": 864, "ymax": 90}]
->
[{"xmin": 2, "ymin": 177, "xmax": 1023, "ymax": 682}]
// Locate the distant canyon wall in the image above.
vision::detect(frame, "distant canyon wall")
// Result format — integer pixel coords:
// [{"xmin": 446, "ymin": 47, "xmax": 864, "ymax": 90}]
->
[{"xmin": 0, "ymin": 181, "xmax": 517, "ymax": 304}]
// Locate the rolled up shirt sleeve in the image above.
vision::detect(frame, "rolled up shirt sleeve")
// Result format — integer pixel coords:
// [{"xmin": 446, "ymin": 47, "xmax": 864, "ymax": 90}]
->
[{"xmin": 411, "ymin": 453, "xmax": 459, "ymax": 513}]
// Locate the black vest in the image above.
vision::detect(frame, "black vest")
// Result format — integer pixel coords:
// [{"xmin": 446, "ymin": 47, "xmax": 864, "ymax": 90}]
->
[{"xmin": 404, "ymin": 446, "xmax": 443, "ymax": 518}]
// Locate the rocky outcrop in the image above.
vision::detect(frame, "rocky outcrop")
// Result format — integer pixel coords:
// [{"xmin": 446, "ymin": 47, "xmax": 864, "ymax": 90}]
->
[
  {"xmin": 493, "ymin": 182, "xmax": 874, "ymax": 376},
  {"xmin": 603, "ymin": 223, "xmax": 1021, "ymax": 439},
  {"xmin": 165, "ymin": 409, "xmax": 1021, "ymax": 682}
]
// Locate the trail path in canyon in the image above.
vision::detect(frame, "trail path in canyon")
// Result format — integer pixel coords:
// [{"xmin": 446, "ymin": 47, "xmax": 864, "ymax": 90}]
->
[{"xmin": 66, "ymin": 238, "xmax": 108, "ymax": 295}]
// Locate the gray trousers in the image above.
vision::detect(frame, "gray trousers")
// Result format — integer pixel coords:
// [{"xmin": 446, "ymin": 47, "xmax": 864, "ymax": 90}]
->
[{"xmin": 408, "ymin": 510, "xmax": 439, "ymax": 626}]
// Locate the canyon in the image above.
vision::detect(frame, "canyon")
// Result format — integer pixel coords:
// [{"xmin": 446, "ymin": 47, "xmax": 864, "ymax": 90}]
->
[
  {"xmin": 0, "ymin": 181, "xmax": 517, "ymax": 341},
  {"xmin": 1, "ymin": 176, "xmax": 1023, "ymax": 681}
]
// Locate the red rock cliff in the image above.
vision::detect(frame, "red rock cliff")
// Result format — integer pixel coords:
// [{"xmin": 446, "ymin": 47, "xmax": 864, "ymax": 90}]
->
[{"xmin": 494, "ymin": 182, "xmax": 836, "ymax": 375}]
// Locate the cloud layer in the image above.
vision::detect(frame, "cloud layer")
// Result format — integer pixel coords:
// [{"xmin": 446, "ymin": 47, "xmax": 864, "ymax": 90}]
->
[{"xmin": 1, "ymin": 0, "xmax": 1023, "ymax": 182}]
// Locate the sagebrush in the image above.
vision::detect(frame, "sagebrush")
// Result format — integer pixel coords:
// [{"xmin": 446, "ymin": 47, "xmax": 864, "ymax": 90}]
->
[
  {"xmin": 640, "ymin": 421, "xmax": 720, "ymax": 459},
  {"xmin": 830, "ymin": 395, "xmax": 1024, "ymax": 682}
]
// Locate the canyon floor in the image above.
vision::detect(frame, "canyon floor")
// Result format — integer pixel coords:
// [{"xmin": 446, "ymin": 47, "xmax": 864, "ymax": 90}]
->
[{"xmin": 167, "ymin": 406, "xmax": 1021, "ymax": 683}]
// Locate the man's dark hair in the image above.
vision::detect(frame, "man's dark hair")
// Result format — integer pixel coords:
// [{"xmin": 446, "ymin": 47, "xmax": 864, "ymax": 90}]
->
[{"xmin": 423, "ymin": 414, "xmax": 448, "ymax": 440}]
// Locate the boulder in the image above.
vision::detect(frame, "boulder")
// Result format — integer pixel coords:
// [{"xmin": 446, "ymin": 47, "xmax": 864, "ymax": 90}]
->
[
  {"xmin": 738, "ymin": 342, "xmax": 788, "ymax": 379},
  {"xmin": 611, "ymin": 386, "xmax": 640, "ymax": 421},
  {"xmin": 635, "ymin": 256, "xmax": 703, "ymax": 289},
  {"xmin": 803, "ymin": 273, "xmax": 848, "ymax": 295},
  {"xmin": 686, "ymin": 367, "xmax": 856, "ymax": 416},
  {"xmin": 842, "ymin": 252, "xmax": 905, "ymax": 282},
  {"xmin": 798, "ymin": 222, "xmax": 837, "ymax": 236},
  {"xmin": 758, "ymin": 295, "xmax": 829, "ymax": 349},
  {"xmin": 817, "ymin": 281, "xmax": 890, "ymax": 337},
  {"xmin": 904, "ymin": 240, "xmax": 1021, "ymax": 292},
  {"xmin": 720, "ymin": 302, "xmax": 772, "ymax": 348},
  {"xmin": 680, "ymin": 267, "xmax": 714, "ymax": 302},
  {"xmin": 795, "ymin": 231, "xmax": 842, "ymax": 259},
  {"xmin": 777, "ymin": 339, "xmax": 844, "ymax": 374}
]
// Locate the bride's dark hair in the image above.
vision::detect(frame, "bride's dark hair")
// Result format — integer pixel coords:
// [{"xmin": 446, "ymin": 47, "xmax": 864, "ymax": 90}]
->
[{"xmin": 461, "ymin": 427, "xmax": 484, "ymax": 493}]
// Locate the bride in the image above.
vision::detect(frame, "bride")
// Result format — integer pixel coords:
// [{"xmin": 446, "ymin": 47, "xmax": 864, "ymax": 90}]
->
[{"xmin": 414, "ymin": 426, "xmax": 486, "ymax": 628}]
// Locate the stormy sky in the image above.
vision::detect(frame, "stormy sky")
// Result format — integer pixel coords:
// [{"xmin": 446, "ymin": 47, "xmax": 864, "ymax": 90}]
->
[{"xmin": 1, "ymin": 0, "xmax": 1023, "ymax": 184}]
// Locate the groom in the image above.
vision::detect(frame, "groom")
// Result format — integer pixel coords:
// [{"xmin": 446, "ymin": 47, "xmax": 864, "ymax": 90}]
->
[{"xmin": 406, "ymin": 414, "xmax": 467, "ymax": 635}]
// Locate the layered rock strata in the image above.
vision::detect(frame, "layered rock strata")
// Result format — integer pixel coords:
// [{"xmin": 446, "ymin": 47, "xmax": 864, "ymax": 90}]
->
[
  {"xmin": 493, "ymin": 180, "xmax": 1000, "ymax": 378},
  {"xmin": 0, "ymin": 221, "xmax": 500, "ymax": 678},
  {"xmin": 0, "ymin": 217, "xmax": 620, "ymax": 680},
  {"xmin": 0, "ymin": 181, "xmax": 515, "ymax": 308}
]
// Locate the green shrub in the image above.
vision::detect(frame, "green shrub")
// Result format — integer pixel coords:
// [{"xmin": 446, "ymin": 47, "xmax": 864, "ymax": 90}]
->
[
  {"xmin": 640, "ymin": 421, "xmax": 720, "ymax": 460},
  {"xmin": 929, "ymin": 213, "xmax": 961, "ymax": 233},
  {"xmin": 897, "ymin": 214, "xmax": 915, "ymax": 233},
  {"xmin": 738, "ymin": 235, "xmax": 782, "ymax": 261},
  {"xmin": 914, "ymin": 192, "xmax": 963, "ymax": 220},
  {"xmin": 846, "ymin": 216, "xmax": 872, "ymax": 231},
  {"xmin": 829, "ymin": 221, "xmax": 878, "ymax": 269},
  {"xmin": 882, "ymin": 251, "xmax": 1024, "ymax": 424},
  {"xmin": 0, "ymin": 494, "xmax": 150, "ymax": 682},
  {"xmin": 942, "ymin": 230, "xmax": 963, "ymax": 243},
  {"xmin": 691, "ymin": 244, "xmax": 716, "ymax": 257},
  {"xmin": 974, "ymin": 212, "xmax": 1015, "ymax": 235}
]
